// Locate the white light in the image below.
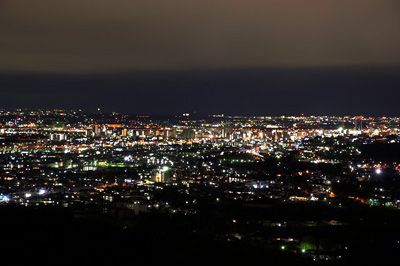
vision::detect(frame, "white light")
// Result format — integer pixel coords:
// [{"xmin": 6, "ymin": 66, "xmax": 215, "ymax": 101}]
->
[
  {"xmin": 25, "ymin": 193, "xmax": 32, "ymax": 198},
  {"xmin": 0, "ymin": 195, "xmax": 10, "ymax": 202},
  {"xmin": 38, "ymin": 189, "xmax": 47, "ymax": 195},
  {"xmin": 375, "ymin": 168, "xmax": 382, "ymax": 175}
]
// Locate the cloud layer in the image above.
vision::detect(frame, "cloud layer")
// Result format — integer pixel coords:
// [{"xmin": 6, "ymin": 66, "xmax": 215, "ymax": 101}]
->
[{"xmin": 1, "ymin": 0, "xmax": 400, "ymax": 73}]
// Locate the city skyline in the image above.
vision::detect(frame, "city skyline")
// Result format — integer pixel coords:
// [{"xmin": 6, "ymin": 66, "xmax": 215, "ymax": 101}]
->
[
  {"xmin": 1, "ymin": 1, "xmax": 400, "ymax": 264},
  {"xmin": 1, "ymin": 109, "xmax": 400, "ymax": 264}
]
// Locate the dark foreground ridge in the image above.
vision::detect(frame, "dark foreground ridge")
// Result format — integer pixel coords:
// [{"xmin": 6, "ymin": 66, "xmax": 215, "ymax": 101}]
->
[{"xmin": 1, "ymin": 203, "xmax": 400, "ymax": 265}]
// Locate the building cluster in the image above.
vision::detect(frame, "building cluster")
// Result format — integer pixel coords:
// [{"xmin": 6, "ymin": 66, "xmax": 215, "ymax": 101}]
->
[{"xmin": 1, "ymin": 110, "xmax": 400, "ymax": 261}]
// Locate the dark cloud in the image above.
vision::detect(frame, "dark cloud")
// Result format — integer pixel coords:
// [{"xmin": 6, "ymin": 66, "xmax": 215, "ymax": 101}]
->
[
  {"xmin": 1, "ymin": 1, "xmax": 399, "ymax": 115},
  {"xmin": 1, "ymin": 67, "xmax": 399, "ymax": 115},
  {"xmin": 1, "ymin": 0, "xmax": 400, "ymax": 72}
]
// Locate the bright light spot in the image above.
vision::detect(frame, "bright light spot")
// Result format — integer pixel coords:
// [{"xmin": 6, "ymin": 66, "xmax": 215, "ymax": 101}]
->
[
  {"xmin": 375, "ymin": 168, "xmax": 382, "ymax": 175},
  {"xmin": 25, "ymin": 193, "xmax": 32, "ymax": 198},
  {"xmin": 281, "ymin": 245, "xmax": 286, "ymax": 250},
  {"xmin": 38, "ymin": 189, "xmax": 47, "ymax": 195},
  {"xmin": 0, "ymin": 195, "xmax": 10, "ymax": 202},
  {"xmin": 301, "ymin": 249, "xmax": 306, "ymax": 253}
]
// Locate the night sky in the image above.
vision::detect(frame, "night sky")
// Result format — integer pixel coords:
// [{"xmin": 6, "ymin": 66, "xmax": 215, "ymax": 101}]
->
[{"xmin": 1, "ymin": 0, "xmax": 400, "ymax": 115}]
